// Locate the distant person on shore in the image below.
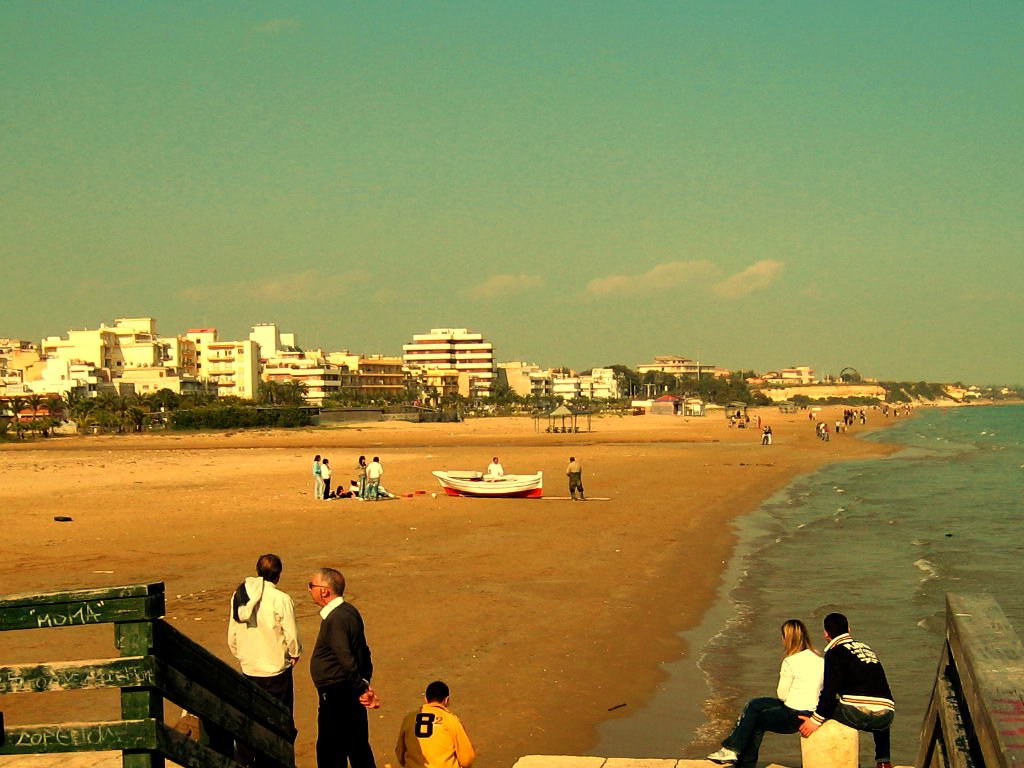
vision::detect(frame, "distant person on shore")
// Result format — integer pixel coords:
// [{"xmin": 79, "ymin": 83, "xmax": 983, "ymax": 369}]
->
[
  {"xmin": 798, "ymin": 612, "xmax": 895, "ymax": 768},
  {"xmin": 566, "ymin": 456, "xmax": 585, "ymax": 500},
  {"xmin": 395, "ymin": 680, "xmax": 476, "ymax": 768},
  {"xmin": 485, "ymin": 457, "xmax": 505, "ymax": 480},
  {"xmin": 313, "ymin": 455, "xmax": 324, "ymax": 500},
  {"xmin": 321, "ymin": 458, "xmax": 333, "ymax": 500},
  {"xmin": 761, "ymin": 426, "xmax": 773, "ymax": 446},
  {"xmin": 228, "ymin": 554, "xmax": 301, "ymax": 719},
  {"xmin": 707, "ymin": 619, "xmax": 823, "ymax": 767},
  {"xmin": 356, "ymin": 455, "xmax": 368, "ymax": 499},
  {"xmin": 366, "ymin": 456, "xmax": 384, "ymax": 500}
]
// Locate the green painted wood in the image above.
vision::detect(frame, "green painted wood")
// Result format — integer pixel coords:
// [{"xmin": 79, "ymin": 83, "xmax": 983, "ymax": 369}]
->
[
  {"xmin": 154, "ymin": 660, "xmax": 293, "ymax": 767},
  {"xmin": 0, "ymin": 719, "xmax": 156, "ymax": 754},
  {"xmin": 946, "ymin": 593, "xmax": 1024, "ymax": 768},
  {"xmin": 0, "ymin": 584, "xmax": 163, "ymax": 608},
  {"xmin": 156, "ymin": 722, "xmax": 244, "ymax": 768},
  {"xmin": 0, "ymin": 595, "xmax": 165, "ymax": 631},
  {"xmin": 117, "ymin": 624, "xmax": 163, "ymax": 768},
  {"xmin": 152, "ymin": 620, "xmax": 293, "ymax": 739},
  {"xmin": 0, "ymin": 657, "xmax": 156, "ymax": 694}
]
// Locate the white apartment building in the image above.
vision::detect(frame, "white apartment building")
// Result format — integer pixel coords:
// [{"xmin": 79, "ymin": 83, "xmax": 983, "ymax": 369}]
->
[
  {"xmin": 579, "ymin": 367, "xmax": 621, "ymax": 400},
  {"xmin": 551, "ymin": 373, "xmax": 581, "ymax": 401},
  {"xmin": 762, "ymin": 366, "xmax": 816, "ymax": 386},
  {"xmin": 262, "ymin": 351, "xmax": 342, "ymax": 406},
  {"xmin": 497, "ymin": 362, "xmax": 545, "ymax": 398},
  {"xmin": 249, "ymin": 323, "xmax": 300, "ymax": 359},
  {"xmin": 637, "ymin": 355, "xmax": 728, "ymax": 379},
  {"xmin": 187, "ymin": 329, "xmax": 261, "ymax": 400},
  {"xmin": 403, "ymin": 328, "xmax": 495, "ymax": 399}
]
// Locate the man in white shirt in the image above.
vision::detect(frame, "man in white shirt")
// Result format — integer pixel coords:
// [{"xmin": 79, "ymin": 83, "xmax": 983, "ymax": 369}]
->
[
  {"xmin": 228, "ymin": 554, "xmax": 302, "ymax": 720},
  {"xmin": 485, "ymin": 457, "xmax": 504, "ymax": 480},
  {"xmin": 366, "ymin": 456, "xmax": 384, "ymax": 500}
]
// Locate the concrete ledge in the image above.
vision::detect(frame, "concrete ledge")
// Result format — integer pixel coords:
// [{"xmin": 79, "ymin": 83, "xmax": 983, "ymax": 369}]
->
[{"xmin": 512, "ymin": 757, "xmax": 913, "ymax": 768}]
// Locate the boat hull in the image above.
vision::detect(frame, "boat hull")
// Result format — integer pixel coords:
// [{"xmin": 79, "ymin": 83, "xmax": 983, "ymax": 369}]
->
[{"xmin": 432, "ymin": 471, "xmax": 543, "ymax": 498}]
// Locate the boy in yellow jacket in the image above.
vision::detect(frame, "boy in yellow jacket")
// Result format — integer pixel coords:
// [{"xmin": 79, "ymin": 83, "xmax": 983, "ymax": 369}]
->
[{"xmin": 395, "ymin": 681, "xmax": 475, "ymax": 768}]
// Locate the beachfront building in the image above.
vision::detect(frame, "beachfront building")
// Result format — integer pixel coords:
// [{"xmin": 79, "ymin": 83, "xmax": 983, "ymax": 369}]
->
[
  {"xmin": 249, "ymin": 322, "xmax": 300, "ymax": 359},
  {"xmin": 403, "ymin": 327, "xmax": 496, "ymax": 399},
  {"xmin": 762, "ymin": 366, "xmax": 816, "ymax": 386},
  {"xmin": 119, "ymin": 366, "xmax": 202, "ymax": 396},
  {"xmin": 551, "ymin": 371, "xmax": 581, "ymax": 401},
  {"xmin": 261, "ymin": 353, "xmax": 342, "ymax": 406},
  {"xmin": 496, "ymin": 362, "xmax": 546, "ymax": 398},
  {"xmin": 187, "ymin": 328, "xmax": 261, "ymax": 400},
  {"xmin": 579, "ymin": 367, "xmax": 621, "ymax": 400},
  {"xmin": 637, "ymin": 355, "xmax": 729, "ymax": 379}
]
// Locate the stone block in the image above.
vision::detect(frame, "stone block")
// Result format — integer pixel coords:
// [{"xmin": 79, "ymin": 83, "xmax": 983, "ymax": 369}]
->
[
  {"xmin": 511, "ymin": 757, "xmax": 607, "ymax": 768},
  {"xmin": 800, "ymin": 719, "xmax": 859, "ymax": 768}
]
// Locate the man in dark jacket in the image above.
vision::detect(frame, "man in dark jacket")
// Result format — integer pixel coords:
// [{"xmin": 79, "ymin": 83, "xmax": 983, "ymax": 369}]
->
[
  {"xmin": 799, "ymin": 612, "xmax": 895, "ymax": 768},
  {"xmin": 309, "ymin": 567, "xmax": 378, "ymax": 768}
]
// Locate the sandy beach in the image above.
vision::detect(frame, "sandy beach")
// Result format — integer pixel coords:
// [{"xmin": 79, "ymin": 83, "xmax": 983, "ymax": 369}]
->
[{"xmin": 0, "ymin": 407, "xmax": 899, "ymax": 767}]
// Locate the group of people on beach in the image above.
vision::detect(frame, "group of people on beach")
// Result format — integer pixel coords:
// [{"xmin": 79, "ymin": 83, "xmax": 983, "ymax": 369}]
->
[
  {"xmin": 228, "ymin": 554, "xmax": 475, "ymax": 768},
  {"xmin": 312, "ymin": 454, "xmax": 387, "ymax": 501},
  {"xmin": 707, "ymin": 613, "xmax": 895, "ymax": 768}
]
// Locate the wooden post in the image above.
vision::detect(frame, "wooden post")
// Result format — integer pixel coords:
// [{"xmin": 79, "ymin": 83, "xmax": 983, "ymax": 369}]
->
[{"xmin": 116, "ymin": 621, "xmax": 163, "ymax": 768}]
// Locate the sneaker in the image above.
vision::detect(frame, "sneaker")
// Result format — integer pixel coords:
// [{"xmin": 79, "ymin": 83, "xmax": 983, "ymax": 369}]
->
[
  {"xmin": 876, "ymin": 763, "xmax": 893, "ymax": 768},
  {"xmin": 706, "ymin": 747, "xmax": 739, "ymax": 764}
]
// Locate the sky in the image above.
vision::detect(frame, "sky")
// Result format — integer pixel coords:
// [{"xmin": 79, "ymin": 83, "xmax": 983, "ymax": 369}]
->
[{"xmin": 3, "ymin": 2, "xmax": 1022, "ymax": 385}]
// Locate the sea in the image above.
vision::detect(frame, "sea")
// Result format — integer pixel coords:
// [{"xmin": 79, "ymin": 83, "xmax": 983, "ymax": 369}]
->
[{"xmin": 592, "ymin": 403, "xmax": 1024, "ymax": 766}]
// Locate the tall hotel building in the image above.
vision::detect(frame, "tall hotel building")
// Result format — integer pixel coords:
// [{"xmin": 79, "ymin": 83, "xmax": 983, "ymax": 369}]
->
[{"xmin": 402, "ymin": 328, "xmax": 495, "ymax": 399}]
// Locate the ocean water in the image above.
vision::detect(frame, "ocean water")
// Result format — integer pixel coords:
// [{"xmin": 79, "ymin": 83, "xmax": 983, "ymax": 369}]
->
[{"xmin": 593, "ymin": 404, "xmax": 1024, "ymax": 765}]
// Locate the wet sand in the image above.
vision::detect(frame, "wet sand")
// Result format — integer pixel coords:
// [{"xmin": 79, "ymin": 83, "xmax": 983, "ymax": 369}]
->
[{"xmin": 0, "ymin": 407, "xmax": 897, "ymax": 767}]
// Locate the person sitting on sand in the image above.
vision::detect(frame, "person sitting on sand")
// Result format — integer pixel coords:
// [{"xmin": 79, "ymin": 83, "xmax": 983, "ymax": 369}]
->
[
  {"xmin": 707, "ymin": 619, "xmax": 823, "ymax": 767},
  {"xmin": 484, "ymin": 457, "xmax": 504, "ymax": 480}
]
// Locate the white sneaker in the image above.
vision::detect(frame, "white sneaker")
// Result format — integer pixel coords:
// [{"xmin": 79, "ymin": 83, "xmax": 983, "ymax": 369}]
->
[{"xmin": 706, "ymin": 747, "xmax": 739, "ymax": 764}]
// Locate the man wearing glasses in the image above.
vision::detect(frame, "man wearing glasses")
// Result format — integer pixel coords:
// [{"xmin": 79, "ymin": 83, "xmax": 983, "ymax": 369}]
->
[{"xmin": 308, "ymin": 568, "xmax": 378, "ymax": 768}]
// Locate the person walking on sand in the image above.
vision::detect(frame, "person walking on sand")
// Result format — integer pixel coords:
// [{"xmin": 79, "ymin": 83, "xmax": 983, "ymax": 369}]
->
[
  {"xmin": 707, "ymin": 619, "xmax": 823, "ymax": 767},
  {"xmin": 395, "ymin": 680, "xmax": 476, "ymax": 768},
  {"xmin": 321, "ymin": 458, "xmax": 333, "ymax": 500},
  {"xmin": 366, "ymin": 456, "xmax": 384, "ymax": 501},
  {"xmin": 566, "ymin": 456, "xmax": 585, "ymax": 500},
  {"xmin": 309, "ymin": 567, "xmax": 379, "ymax": 768},
  {"xmin": 798, "ymin": 612, "xmax": 895, "ymax": 768},
  {"xmin": 313, "ymin": 454, "xmax": 324, "ymax": 500},
  {"xmin": 228, "ymin": 554, "xmax": 302, "ymax": 718}
]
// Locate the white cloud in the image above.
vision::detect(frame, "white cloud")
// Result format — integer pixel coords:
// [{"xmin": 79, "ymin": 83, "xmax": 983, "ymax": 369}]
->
[
  {"xmin": 467, "ymin": 274, "xmax": 545, "ymax": 300},
  {"xmin": 253, "ymin": 18, "xmax": 300, "ymax": 34},
  {"xmin": 584, "ymin": 260, "xmax": 718, "ymax": 297},
  {"xmin": 713, "ymin": 259, "xmax": 784, "ymax": 299},
  {"xmin": 182, "ymin": 269, "xmax": 364, "ymax": 304}
]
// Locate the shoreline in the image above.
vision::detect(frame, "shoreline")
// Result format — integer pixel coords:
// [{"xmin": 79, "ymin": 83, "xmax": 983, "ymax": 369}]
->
[{"xmin": 0, "ymin": 407, "xmax": 905, "ymax": 767}]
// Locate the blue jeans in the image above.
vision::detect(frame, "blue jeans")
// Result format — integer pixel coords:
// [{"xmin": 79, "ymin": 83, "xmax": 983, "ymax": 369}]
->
[
  {"xmin": 722, "ymin": 697, "xmax": 807, "ymax": 768},
  {"xmin": 365, "ymin": 479, "xmax": 380, "ymax": 500},
  {"xmin": 833, "ymin": 702, "xmax": 894, "ymax": 763}
]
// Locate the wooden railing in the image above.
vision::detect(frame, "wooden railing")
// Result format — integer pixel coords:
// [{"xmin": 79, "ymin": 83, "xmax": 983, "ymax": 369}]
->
[
  {"xmin": 0, "ymin": 583, "xmax": 295, "ymax": 768},
  {"xmin": 918, "ymin": 593, "xmax": 1024, "ymax": 768}
]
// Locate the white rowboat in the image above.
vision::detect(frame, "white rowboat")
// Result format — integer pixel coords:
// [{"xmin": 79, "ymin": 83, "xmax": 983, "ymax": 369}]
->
[{"xmin": 432, "ymin": 470, "xmax": 543, "ymax": 498}]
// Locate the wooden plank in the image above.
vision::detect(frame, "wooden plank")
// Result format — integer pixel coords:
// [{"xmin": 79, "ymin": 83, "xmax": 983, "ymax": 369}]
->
[
  {"xmin": 0, "ymin": 720, "xmax": 156, "ymax": 755},
  {"xmin": 155, "ymin": 722, "xmax": 243, "ymax": 768},
  {"xmin": 0, "ymin": 657, "xmax": 156, "ymax": 694},
  {"xmin": 0, "ymin": 596, "xmax": 165, "ymax": 632},
  {"xmin": 153, "ymin": 660, "xmax": 293, "ymax": 768},
  {"xmin": 151, "ymin": 621, "xmax": 293, "ymax": 740},
  {"xmin": 0, "ymin": 585, "xmax": 163, "ymax": 608},
  {"xmin": 117, "ymin": 624, "xmax": 163, "ymax": 768},
  {"xmin": 934, "ymin": 673, "xmax": 976, "ymax": 768},
  {"xmin": 946, "ymin": 593, "xmax": 1024, "ymax": 768}
]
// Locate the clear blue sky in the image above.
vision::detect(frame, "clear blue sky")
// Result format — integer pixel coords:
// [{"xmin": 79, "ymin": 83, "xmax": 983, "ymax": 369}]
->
[{"xmin": 3, "ymin": 2, "xmax": 1021, "ymax": 384}]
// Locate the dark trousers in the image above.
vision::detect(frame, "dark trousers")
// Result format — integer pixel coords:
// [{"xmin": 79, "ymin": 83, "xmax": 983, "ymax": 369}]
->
[
  {"xmin": 323, "ymin": 478, "xmax": 332, "ymax": 499},
  {"xmin": 722, "ymin": 696, "xmax": 806, "ymax": 768},
  {"xmin": 568, "ymin": 473, "xmax": 584, "ymax": 498},
  {"xmin": 833, "ymin": 702, "xmax": 894, "ymax": 763},
  {"xmin": 238, "ymin": 668, "xmax": 294, "ymax": 766},
  {"xmin": 316, "ymin": 686, "xmax": 376, "ymax": 768}
]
